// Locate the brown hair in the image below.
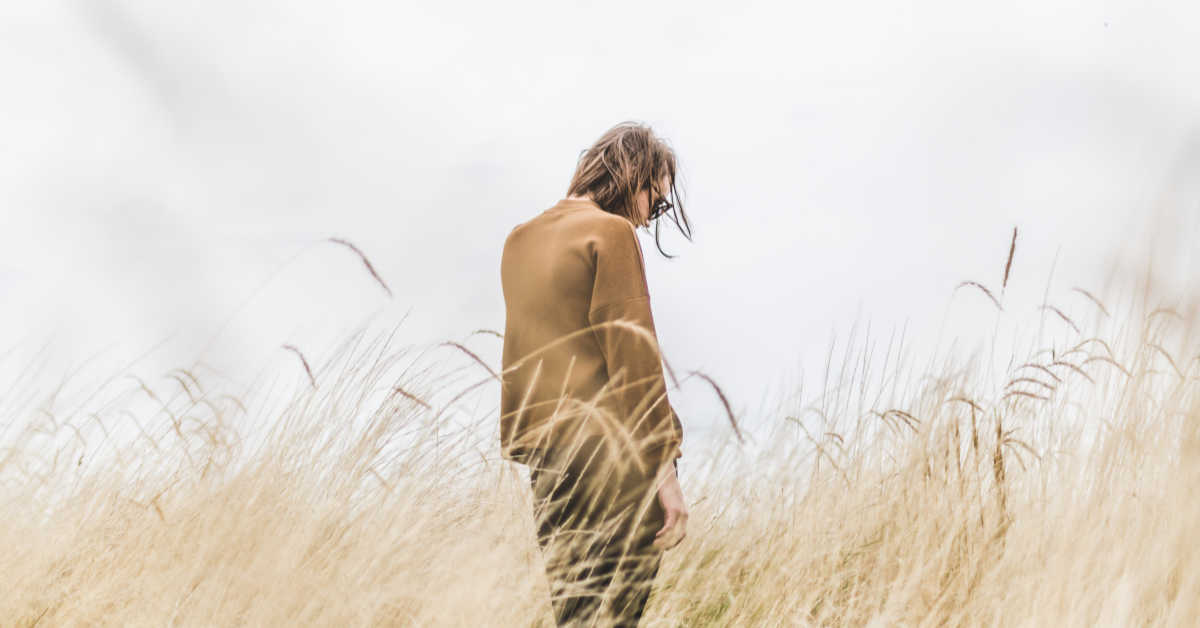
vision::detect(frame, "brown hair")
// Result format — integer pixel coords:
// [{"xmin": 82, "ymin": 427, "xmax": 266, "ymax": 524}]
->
[{"xmin": 566, "ymin": 121, "xmax": 694, "ymax": 258}]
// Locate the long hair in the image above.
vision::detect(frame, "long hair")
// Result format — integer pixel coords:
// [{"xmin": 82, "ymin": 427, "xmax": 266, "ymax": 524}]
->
[{"xmin": 566, "ymin": 121, "xmax": 694, "ymax": 258}]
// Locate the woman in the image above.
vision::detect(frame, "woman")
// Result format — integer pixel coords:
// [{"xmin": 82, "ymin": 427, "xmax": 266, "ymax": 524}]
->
[{"xmin": 499, "ymin": 121, "xmax": 693, "ymax": 626}]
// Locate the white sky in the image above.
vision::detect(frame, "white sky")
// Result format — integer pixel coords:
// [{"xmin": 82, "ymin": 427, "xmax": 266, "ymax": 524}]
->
[{"xmin": 2, "ymin": 0, "xmax": 1198, "ymax": 460}]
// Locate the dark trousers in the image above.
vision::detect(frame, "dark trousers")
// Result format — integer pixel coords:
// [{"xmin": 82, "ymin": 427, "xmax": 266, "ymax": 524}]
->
[{"xmin": 527, "ymin": 443, "xmax": 667, "ymax": 627}]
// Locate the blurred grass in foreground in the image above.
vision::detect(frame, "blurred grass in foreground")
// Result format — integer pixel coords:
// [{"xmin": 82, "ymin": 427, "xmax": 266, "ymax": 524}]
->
[{"xmin": 2, "ymin": 253, "xmax": 1199, "ymax": 627}]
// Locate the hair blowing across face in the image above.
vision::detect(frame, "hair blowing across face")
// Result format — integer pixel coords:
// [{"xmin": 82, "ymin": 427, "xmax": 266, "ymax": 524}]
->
[{"xmin": 566, "ymin": 121, "xmax": 694, "ymax": 258}]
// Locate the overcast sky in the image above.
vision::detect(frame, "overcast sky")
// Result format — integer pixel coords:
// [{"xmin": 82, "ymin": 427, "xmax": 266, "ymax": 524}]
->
[{"xmin": 2, "ymin": 0, "xmax": 1198, "ymax": 459}]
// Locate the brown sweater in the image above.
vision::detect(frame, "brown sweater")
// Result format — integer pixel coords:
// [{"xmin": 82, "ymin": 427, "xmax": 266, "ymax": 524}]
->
[{"xmin": 500, "ymin": 198, "xmax": 683, "ymax": 472}]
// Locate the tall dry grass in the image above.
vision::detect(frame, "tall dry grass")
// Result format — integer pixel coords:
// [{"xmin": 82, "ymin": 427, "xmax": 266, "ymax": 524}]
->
[{"xmin": 2, "ymin": 253, "xmax": 1199, "ymax": 627}]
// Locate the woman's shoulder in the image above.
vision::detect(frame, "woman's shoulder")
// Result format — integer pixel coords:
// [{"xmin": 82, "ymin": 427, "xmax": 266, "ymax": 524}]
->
[
  {"xmin": 505, "ymin": 202, "xmax": 636, "ymax": 258},
  {"xmin": 569, "ymin": 205, "xmax": 637, "ymax": 237}
]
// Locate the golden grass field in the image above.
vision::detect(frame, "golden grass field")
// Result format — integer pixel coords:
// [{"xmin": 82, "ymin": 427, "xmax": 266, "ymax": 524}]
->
[{"xmin": 2, "ymin": 243, "xmax": 1198, "ymax": 627}]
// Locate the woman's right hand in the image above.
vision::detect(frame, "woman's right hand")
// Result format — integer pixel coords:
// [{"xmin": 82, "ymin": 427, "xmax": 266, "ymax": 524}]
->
[{"xmin": 651, "ymin": 463, "xmax": 688, "ymax": 551}]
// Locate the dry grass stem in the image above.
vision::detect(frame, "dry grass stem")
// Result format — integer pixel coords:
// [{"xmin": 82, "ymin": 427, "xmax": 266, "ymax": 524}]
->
[
  {"xmin": 956, "ymin": 281, "xmax": 1004, "ymax": 311},
  {"xmin": 328, "ymin": 237, "xmax": 394, "ymax": 298}
]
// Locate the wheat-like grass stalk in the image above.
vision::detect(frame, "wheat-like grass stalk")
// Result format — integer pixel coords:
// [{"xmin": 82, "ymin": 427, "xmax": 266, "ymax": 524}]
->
[
  {"xmin": 956, "ymin": 281, "xmax": 1003, "ymax": 311},
  {"xmin": 1001, "ymin": 389, "xmax": 1049, "ymax": 402},
  {"xmin": 1005, "ymin": 377, "xmax": 1056, "ymax": 393},
  {"xmin": 1039, "ymin": 304, "xmax": 1081, "ymax": 334},
  {"xmin": 1050, "ymin": 359, "xmax": 1096, "ymax": 383},
  {"xmin": 1071, "ymin": 287, "xmax": 1110, "ymax": 317},
  {"xmin": 1015, "ymin": 362, "xmax": 1063, "ymax": 383},
  {"xmin": 683, "ymin": 369, "xmax": 743, "ymax": 443},
  {"xmin": 328, "ymin": 237, "xmax": 393, "ymax": 298},
  {"xmin": 390, "ymin": 386, "xmax": 433, "ymax": 410},
  {"xmin": 281, "ymin": 344, "xmax": 317, "ymax": 388},
  {"xmin": 1068, "ymin": 337, "xmax": 1116, "ymax": 360},
  {"xmin": 1002, "ymin": 227, "xmax": 1017, "ymax": 294},
  {"xmin": 439, "ymin": 341, "xmax": 502, "ymax": 382},
  {"xmin": 1080, "ymin": 355, "xmax": 1133, "ymax": 378}
]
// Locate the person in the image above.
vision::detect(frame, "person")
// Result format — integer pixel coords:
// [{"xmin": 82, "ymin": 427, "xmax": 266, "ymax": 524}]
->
[{"xmin": 499, "ymin": 121, "xmax": 693, "ymax": 626}]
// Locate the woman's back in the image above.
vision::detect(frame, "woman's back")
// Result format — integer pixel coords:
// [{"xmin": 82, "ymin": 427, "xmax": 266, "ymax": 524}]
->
[{"xmin": 499, "ymin": 197, "xmax": 683, "ymax": 472}]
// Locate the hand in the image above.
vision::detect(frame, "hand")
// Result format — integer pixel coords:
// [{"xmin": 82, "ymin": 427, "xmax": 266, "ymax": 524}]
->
[{"xmin": 651, "ymin": 463, "xmax": 687, "ymax": 551}]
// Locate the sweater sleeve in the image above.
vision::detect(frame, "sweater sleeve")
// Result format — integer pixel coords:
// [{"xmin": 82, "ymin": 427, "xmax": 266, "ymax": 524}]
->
[{"xmin": 587, "ymin": 219, "xmax": 683, "ymax": 472}]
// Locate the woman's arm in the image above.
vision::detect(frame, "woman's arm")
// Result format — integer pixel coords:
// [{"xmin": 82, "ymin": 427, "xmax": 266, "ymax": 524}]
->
[{"xmin": 586, "ymin": 218, "xmax": 684, "ymax": 474}]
